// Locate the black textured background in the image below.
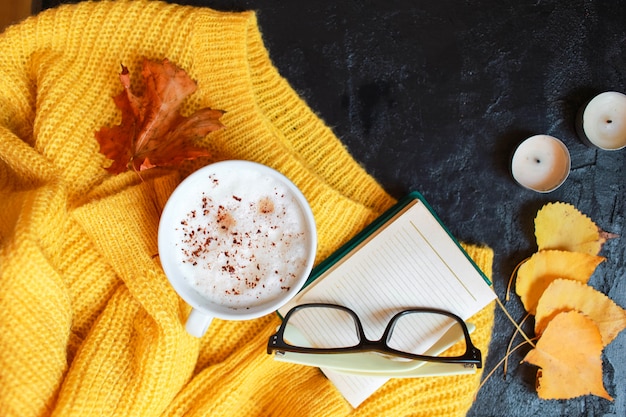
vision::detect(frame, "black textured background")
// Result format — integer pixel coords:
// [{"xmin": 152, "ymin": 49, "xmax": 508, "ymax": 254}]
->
[{"xmin": 41, "ymin": 1, "xmax": 626, "ymax": 416}]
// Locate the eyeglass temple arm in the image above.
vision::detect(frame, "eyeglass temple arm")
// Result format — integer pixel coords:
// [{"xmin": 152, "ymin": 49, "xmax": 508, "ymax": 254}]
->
[{"xmin": 275, "ymin": 350, "xmax": 477, "ymax": 377}]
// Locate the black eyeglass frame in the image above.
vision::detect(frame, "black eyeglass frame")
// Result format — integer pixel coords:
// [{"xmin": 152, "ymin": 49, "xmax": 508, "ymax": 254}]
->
[{"xmin": 267, "ymin": 303, "xmax": 482, "ymax": 368}]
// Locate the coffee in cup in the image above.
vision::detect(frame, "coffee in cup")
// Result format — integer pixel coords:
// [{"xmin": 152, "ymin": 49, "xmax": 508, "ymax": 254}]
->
[{"xmin": 158, "ymin": 160, "xmax": 317, "ymax": 337}]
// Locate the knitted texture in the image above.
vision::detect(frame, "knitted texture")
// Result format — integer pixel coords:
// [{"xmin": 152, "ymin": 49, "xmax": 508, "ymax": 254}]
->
[{"xmin": 0, "ymin": 1, "xmax": 495, "ymax": 416}]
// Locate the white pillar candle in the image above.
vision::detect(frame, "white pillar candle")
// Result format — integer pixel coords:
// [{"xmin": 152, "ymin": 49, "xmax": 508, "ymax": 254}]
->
[
  {"xmin": 511, "ymin": 135, "xmax": 570, "ymax": 193},
  {"xmin": 576, "ymin": 91, "xmax": 626, "ymax": 150}
]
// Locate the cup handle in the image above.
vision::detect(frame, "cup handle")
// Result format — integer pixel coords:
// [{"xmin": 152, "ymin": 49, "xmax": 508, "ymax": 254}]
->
[{"xmin": 185, "ymin": 308, "xmax": 213, "ymax": 338}]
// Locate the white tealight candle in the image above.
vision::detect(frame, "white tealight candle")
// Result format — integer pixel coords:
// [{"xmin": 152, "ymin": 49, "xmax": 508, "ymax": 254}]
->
[
  {"xmin": 511, "ymin": 135, "xmax": 571, "ymax": 193},
  {"xmin": 576, "ymin": 91, "xmax": 626, "ymax": 150}
]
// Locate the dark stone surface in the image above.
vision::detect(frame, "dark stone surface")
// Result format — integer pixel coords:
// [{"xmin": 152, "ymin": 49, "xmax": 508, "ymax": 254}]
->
[{"xmin": 41, "ymin": 1, "xmax": 626, "ymax": 416}]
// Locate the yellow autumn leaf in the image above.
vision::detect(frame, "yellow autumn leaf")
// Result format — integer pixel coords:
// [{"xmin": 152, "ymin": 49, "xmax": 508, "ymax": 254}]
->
[
  {"xmin": 515, "ymin": 250, "xmax": 605, "ymax": 314},
  {"xmin": 522, "ymin": 311, "xmax": 612, "ymax": 401},
  {"xmin": 535, "ymin": 278, "xmax": 626, "ymax": 346},
  {"xmin": 534, "ymin": 202, "xmax": 615, "ymax": 255}
]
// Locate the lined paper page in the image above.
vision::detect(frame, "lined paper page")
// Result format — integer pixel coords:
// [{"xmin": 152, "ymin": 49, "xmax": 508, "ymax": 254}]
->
[{"xmin": 277, "ymin": 198, "xmax": 496, "ymax": 407}]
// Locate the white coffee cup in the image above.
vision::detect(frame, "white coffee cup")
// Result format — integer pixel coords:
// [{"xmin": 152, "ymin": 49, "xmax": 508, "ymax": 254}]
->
[{"xmin": 158, "ymin": 160, "xmax": 317, "ymax": 337}]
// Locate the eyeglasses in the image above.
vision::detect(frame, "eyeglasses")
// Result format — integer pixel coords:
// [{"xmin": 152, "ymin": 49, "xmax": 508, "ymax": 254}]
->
[{"xmin": 267, "ymin": 303, "xmax": 481, "ymax": 376}]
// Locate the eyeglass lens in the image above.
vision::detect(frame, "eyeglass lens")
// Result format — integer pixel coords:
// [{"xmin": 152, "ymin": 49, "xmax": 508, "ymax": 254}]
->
[
  {"xmin": 387, "ymin": 311, "xmax": 467, "ymax": 357},
  {"xmin": 285, "ymin": 306, "xmax": 360, "ymax": 349}
]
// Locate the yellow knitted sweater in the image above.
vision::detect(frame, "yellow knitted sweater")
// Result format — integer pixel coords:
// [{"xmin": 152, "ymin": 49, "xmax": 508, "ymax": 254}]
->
[{"xmin": 0, "ymin": 1, "xmax": 495, "ymax": 416}]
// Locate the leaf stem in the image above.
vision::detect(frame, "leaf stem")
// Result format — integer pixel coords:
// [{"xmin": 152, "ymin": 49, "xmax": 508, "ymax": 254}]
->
[
  {"xmin": 504, "ymin": 313, "xmax": 531, "ymax": 377},
  {"xmin": 506, "ymin": 257, "xmax": 528, "ymax": 301},
  {"xmin": 475, "ymin": 337, "xmax": 538, "ymax": 399},
  {"xmin": 495, "ymin": 297, "xmax": 535, "ymax": 348}
]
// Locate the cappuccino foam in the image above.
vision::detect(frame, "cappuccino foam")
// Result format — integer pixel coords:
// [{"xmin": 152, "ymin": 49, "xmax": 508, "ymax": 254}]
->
[{"xmin": 174, "ymin": 167, "xmax": 309, "ymax": 309}]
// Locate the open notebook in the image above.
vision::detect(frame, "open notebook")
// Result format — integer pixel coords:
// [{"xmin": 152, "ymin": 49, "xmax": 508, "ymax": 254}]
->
[{"xmin": 276, "ymin": 192, "xmax": 496, "ymax": 407}]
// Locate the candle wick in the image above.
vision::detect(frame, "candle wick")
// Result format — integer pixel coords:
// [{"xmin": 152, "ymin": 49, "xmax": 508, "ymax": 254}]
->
[
  {"xmin": 535, "ymin": 158, "xmax": 541, "ymax": 164},
  {"xmin": 606, "ymin": 119, "xmax": 613, "ymax": 124}
]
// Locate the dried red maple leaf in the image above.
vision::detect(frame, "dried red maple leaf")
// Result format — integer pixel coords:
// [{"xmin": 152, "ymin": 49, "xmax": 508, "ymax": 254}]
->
[{"xmin": 96, "ymin": 58, "xmax": 225, "ymax": 174}]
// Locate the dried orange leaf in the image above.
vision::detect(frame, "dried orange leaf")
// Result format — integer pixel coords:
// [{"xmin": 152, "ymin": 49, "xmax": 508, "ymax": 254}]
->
[
  {"xmin": 534, "ymin": 202, "xmax": 616, "ymax": 255},
  {"xmin": 515, "ymin": 250, "xmax": 604, "ymax": 314},
  {"xmin": 535, "ymin": 279, "xmax": 626, "ymax": 346},
  {"xmin": 96, "ymin": 58, "xmax": 225, "ymax": 174},
  {"xmin": 522, "ymin": 311, "xmax": 612, "ymax": 401}
]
